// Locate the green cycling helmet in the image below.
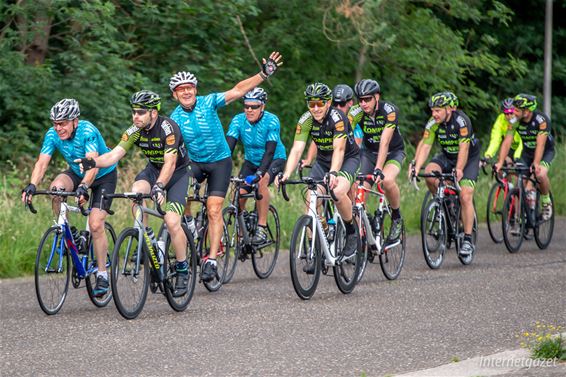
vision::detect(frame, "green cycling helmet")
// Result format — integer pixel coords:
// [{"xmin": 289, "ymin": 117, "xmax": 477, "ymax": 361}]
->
[
  {"xmin": 428, "ymin": 92, "xmax": 452, "ymax": 108},
  {"xmin": 513, "ymin": 93, "xmax": 537, "ymax": 111},
  {"xmin": 130, "ymin": 90, "xmax": 161, "ymax": 111},
  {"xmin": 305, "ymin": 82, "xmax": 332, "ymax": 101}
]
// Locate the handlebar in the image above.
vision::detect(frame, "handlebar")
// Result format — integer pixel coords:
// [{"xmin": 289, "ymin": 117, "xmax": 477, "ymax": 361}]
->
[
  {"xmin": 416, "ymin": 170, "xmax": 461, "ymax": 192},
  {"xmin": 230, "ymin": 176, "xmax": 263, "ymax": 201},
  {"xmin": 297, "ymin": 160, "xmax": 312, "ymax": 180},
  {"xmin": 277, "ymin": 174, "xmax": 338, "ymax": 202},
  {"xmin": 356, "ymin": 174, "xmax": 385, "ymax": 195},
  {"xmin": 24, "ymin": 190, "xmax": 89, "ymax": 216},
  {"xmin": 101, "ymin": 190, "xmax": 166, "ymax": 216}
]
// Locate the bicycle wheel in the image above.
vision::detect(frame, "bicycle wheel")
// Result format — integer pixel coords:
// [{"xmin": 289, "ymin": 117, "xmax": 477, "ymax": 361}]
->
[
  {"xmin": 420, "ymin": 190, "xmax": 433, "ymax": 224},
  {"xmin": 379, "ymin": 209, "xmax": 406, "ymax": 280},
  {"xmin": 486, "ymin": 183, "xmax": 505, "ymax": 244},
  {"xmin": 201, "ymin": 221, "xmax": 230, "ymax": 292},
  {"xmin": 534, "ymin": 191, "xmax": 554, "ymax": 249},
  {"xmin": 35, "ymin": 226, "xmax": 70, "ymax": 315},
  {"xmin": 353, "ymin": 208, "xmax": 369, "ymax": 284},
  {"xmin": 163, "ymin": 224, "xmax": 197, "ymax": 312},
  {"xmin": 252, "ymin": 205, "xmax": 280, "ymax": 279},
  {"xmin": 289, "ymin": 215, "xmax": 321, "ymax": 300},
  {"xmin": 86, "ymin": 222, "xmax": 116, "ymax": 307},
  {"xmin": 502, "ymin": 188, "xmax": 525, "ymax": 253},
  {"xmin": 222, "ymin": 206, "xmax": 240, "ymax": 284},
  {"xmin": 333, "ymin": 217, "xmax": 362, "ymax": 294},
  {"xmin": 457, "ymin": 209, "xmax": 478, "ymax": 265},
  {"xmin": 421, "ymin": 200, "xmax": 447, "ymax": 269},
  {"xmin": 111, "ymin": 227, "xmax": 149, "ymax": 320}
]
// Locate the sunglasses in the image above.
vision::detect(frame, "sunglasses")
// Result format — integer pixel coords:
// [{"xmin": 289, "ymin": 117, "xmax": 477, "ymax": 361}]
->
[
  {"xmin": 131, "ymin": 109, "xmax": 149, "ymax": 116},
  {"xmin": 244, "ymin": 104, "xmax": 262, "ymax": 110},
  {"xmin": 307, "ymin": 100, "xmax": 328, "ymax": 109},
  {"xmin": 358, "ymin": 96, "xmax": 374, "ymax": 104},
  {"xmin": 333, "ymin": 101, "xmax": 347, "ymax": 107},
  {"xmin": 175, "ymin": 84, "xmax": 195, "ymax": 93},
  {"xmin": 503, "ymin": 109, "xmax": 515, "ymax": 114}
]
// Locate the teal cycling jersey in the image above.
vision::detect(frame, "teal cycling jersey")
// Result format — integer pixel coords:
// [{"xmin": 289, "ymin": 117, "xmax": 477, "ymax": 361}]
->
[
  {"xmin": 227, "ymin": 111, "xmax": 287, "ymax": 166},
  {"xmin": 353, "ymin": 124, "xmax": 363, "ymax": 139},
  {"xmin": 170, "ymin": 93, "xmax": 231, "ymax": 163},
  {"xmin": 40, "ymin": 120, "xmax": 116, "ymax": 179}
]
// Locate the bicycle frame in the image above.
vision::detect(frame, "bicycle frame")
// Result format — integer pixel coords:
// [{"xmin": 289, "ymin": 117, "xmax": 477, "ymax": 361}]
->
[
  {"xmin": 226, "ymin": 177, "xmax": 263, "ymax": 248},
  {"xmin": 354, "ymin": 179, "xmax": 388, "ymax": 253}
]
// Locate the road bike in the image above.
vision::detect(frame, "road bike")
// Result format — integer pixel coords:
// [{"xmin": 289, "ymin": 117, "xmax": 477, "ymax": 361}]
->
[
  {"xmin": 222, "ymin": 176, "xmax": 280, "ymax": 282},
  {"xmin": 25, "ymin": 190, "xmax": 115, "ymax": 315}
]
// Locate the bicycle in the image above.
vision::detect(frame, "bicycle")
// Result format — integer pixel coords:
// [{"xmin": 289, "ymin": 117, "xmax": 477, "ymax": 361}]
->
[
  {"xmin": 353, "ymin": 174, "xmax": 406, "ymax": 282},
  {"xmin": 500, "ymin": 163, "xmax": 554, "ymax": 252},
  {"xmin": 481, "ymin": 159, "xmax": 512, "ymax": 244},
  {"xmin": 280, "ymin": 173, "xmax": 362, "ymax": 300},
  {"xmin": 25, "ymin": 190, "xmax": 116, "ymax": 315},
  {"xmin": 222, "ymin": 176, "xmax": 280, "ymax": 282},
  {"xmin": 104, "ymin": 192, "xmax": 196, "ymax": 319},
  {"xmin": 413, "ymin": 170, "xmax": 478, "ymax": 269}
]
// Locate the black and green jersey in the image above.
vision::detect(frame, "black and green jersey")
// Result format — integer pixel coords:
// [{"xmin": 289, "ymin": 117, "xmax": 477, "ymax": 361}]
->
[
  {"xmin": 423, "ymin": 110, "xmax": 479, "ymax": 160},
  {"xmin": 294, "ymin": 107, "xmax": 359, "ymax": 164},
  {"xmin": 348, "ymin": 101, "xmax": 404, "ymax": 153},
  {"xmin": 507, "ymin": 110, "xmax": 554, "ymax": 156},
  {"xmin": 118, "ymin": 115, "xmax": 189, "ymax": 170}
]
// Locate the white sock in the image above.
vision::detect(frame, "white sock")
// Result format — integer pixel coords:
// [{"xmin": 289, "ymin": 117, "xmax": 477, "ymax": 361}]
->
[{"xmin": 97, "ymin": 271, "xmax": 108, "ymax": 280}]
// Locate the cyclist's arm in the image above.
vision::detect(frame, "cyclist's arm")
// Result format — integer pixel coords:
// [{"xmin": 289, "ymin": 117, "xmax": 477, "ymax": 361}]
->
[
  {"xmin": 533, "ymin": 134, "xmax": 547, "ymax": 167},
  {"xmin": 456, "ymin": 142, "xmax": 469, "ymax": 172},
  {"xmin": 226, "ymin": 136, "xmax": 238, "ymax": 154},
  {"xmin": 414, "ymin": 143, "xmax": 432, "ymax": 175},
  {"xmin": 330, "ymin": 136, "xmax": 346, "ymax": 173},
  {"xmin": 484, "ymin": 115, "xmax": 505, "ymax": 159},
  {"xmin": 224, "ymin": 75, "xmax": 266, "ymax": 105},
  {"xmin": 80, "ymin": 151, "xmax": 100, "ymax": 186},
  {"xmin": 375, "ymin": 127, "xmax": 394, "ymax": 171},
  {"xmin": 257, "ymin": 141, "xmax": 276, "ymax": 173},
  {"xmin": 29, "ymin": 154, "xmax": 52, "ymax": 186},
  {"xmin": 156, "ymin": 152, "xmax": 177, "ymax": 187},
  {"xmin": 282, "ymin": 140, "xmax": 307, "ymax": 178},
  {"xmin": 94, "ymin": 146, "xmax": 127, "ymax": 168},
  {"xmin": 496, "ymin": 132, "xmax": 514, "ymax": 167},
  {"xmin": 303, "ymin": 142, "xmax": 317, "ymax": 165}
]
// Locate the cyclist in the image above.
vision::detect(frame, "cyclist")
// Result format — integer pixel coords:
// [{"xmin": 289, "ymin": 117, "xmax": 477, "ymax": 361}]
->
[
  {"xmin": 169, "ymin": 51, "xmax": 283, "ymax": 282},
  {"xmin": 276, "ymin": 82, "xmax": 360, "ymax": 259},
  {"xmin": 226, "ymin": 87, "xmax": 286, "ymax": 244},
  {"xmin": 76, "ymin": 90, "xmax": 191, "ymax": 297},
  {"xmin": 495, "ymin": 93, "xmax": 555, "ymax": 220},
  {"xmin": 22, "ymin": 98, "xmax": 117, "ymax": 297},
  {"xmin": 412, "ymin": 92, "xmax": 481, "ymax": 256},
  {"xmin": 349, "ymin": 79, "xmax": 405, "ymax": 245},
  {"xmin": 302, "ymin": 84, "xmax": 362, "ymax": 166},
  {"xmin": 481, "ymin": 98, "xmax": 523, "ymax": 167}
]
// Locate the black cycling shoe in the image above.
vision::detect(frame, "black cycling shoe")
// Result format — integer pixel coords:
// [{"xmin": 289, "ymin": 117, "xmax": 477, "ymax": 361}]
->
[
  {"xmin": 385, "ymin": 217, "xmax": 403, "ymax": 246},
  {"xmin": 93, "ymin": 275, "xmax": 109, "ymax": 297},
  {"xmin": 172, "ymin": 270, "xmax": 189, "ymax": 297},
  {"xmin": 201, "ymin": 260, "xmax": 217, "ymax": 283},
  {"xmin": 302, "ymin": 260, "xmax": 316, "ymax": 275},
  {"xmin": 342, "ymin": 232, "xmax": 358, "ymax": 258}
]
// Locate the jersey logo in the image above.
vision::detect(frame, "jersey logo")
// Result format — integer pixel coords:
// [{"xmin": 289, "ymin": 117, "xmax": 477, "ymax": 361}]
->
[
  {"xmin": 125, "ymin": 125, "xmax": 139, "ymax": 136},
  {"xmin": 166, "ymin": 134, "xmax": 176, "ymax": 146},
  {"xmin": 350, "ymin": 105, "xmax": 363, "ymax": 117},
  {"xmin": 460, "ymin": 127, "xmax": 469, "ymax": 137},
  {"xmin": 298, "ymin": 112, "xmax": 311, "ymax": 124},
  {"xmin": 423, "ymin": 130, "xmax": 430, "ymax": 139},
  {"xmin": 330, "ymin": 109, "xmax": 342, "ymax": 123},
  {"xmin": 539, "ymin": 121, "xmax": 547, "ymax": 130},
  {"xmin": 296, "ymin": 124, "xmax": 302, "ymax": 134},
  {"xmin": 161, "ymin": 120, "xmax": 173, "ymax": 136},
  {"xmin": 335, "ymin": 121, "xmax": 345, "ymax": 132},
  {"xmin": 456, "ymin": 115, "xmax": 466, "ymax": 129},
  {"xmin": 383, "ymin": 103, "xmax": 394, "ymax": 114},
  {"xmin": 387, "ymin": 112, "xmax": 396, "ymax": 122},
  {"xmin": 425, "ymin": 118, "xmax": 436, "ymax": 129},
  {"xmin": 121, "ymin": 133, "xmax": 129, "ymax": 142}
]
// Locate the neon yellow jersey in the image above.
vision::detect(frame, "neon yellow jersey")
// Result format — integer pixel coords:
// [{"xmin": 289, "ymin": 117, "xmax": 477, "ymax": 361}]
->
[{"xmin": 484, "ymin": 113, "xmax": 523, "ymax": 159}]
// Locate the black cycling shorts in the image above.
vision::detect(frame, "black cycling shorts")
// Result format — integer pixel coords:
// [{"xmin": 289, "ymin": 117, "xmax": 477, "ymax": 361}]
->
[
  {"xmin": 135, "ymin": 163, "xmax": 189, "ymax": 210},
  {"xmin": 430, "ymin": 149, "xmax": 480, "ymax": 183},
  {"xmin": 519, "ymin": 149, "xmax": 555, "ymax": 169},
  {"xmin": 62, "ymin": 169, "xmax": 117, "ymax": 212},
  {"xmin": 188, "ymin": 157, "xmax": 232, "ymax": 198},
  {"xmin": 360, "ymin": 148, "xmax": 406, "ymax": 175},
  {"xmin": 310, "ymin": 154, "xmax": 360, "ymax": 184},
  {"xmin": 239, "ymin": 159, "xmax": 286, "ymax": 193}
]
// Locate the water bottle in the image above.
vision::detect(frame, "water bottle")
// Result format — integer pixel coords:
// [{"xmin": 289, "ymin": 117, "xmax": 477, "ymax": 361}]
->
[
  {"xmin": 241, "ymin": 210, "xmax": 250, "ymax": 231},
  {"xmin": 185, "ymin": 215, "xmax": 198, "ymax": 241},
  {"xmin": 526, "ymin": 190, "xmax": 536, "ymax": 210},
  {"xmin": 78, "ymin": 230, "xmax": 90, "ymax": 254},
  {"xmin": 248, "ymin": 211, "xmax": 258, "ymax": 232},
  {"xmin": 327, "ymin": 218, "xmax": 336, "ymax": 242},
  {"xmin": 156, "ymin": 238, "xmax": 166, "ymax": 265},
  {"xmin": 71, "ymin": 226, "xmax": 80, "ymax": 245}
]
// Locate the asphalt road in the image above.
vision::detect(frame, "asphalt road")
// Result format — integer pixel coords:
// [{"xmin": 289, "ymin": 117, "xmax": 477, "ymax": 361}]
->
[{"xmin": 1, "ymin": 219, "xmax": 565, "ymax": 377}]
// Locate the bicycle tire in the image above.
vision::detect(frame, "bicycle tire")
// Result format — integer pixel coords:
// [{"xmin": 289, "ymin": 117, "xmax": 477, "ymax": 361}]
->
[
  {"xmin": 486, "ymin": 182, "xmax": 505, "ymax": 244},
  {"xmin": 86, "ymin": 222, "xmax": 116, "ymax": 307},
  {"xmin": 252, "ymin": 205, "xmax": 280, "ymax": 279},
  {"xmin": 502, "ymin": 188, "xmax": 525, "ymax": 253},
  {"xmin": 35, "ymin": 226, "xmax": 70, "ymax": 315},
  {"xmin": 421, "ymin": 200, "xmax": 447, "ymax": 269},
  {"xmin": 289, "ymin": 215, "xmax": 321, "ymax": 300},
  {"xmin": 201, "ymin": 221, "xmax": 230, "ymax": 292},
  {"xmin": 333, "ymin": 218, "xmax": 362, "ymax": 294},
  {"xmin": 111, "ymin": 227, "xmax": 149, "ymax": 320},
  {"xmin": 457, "ymin": 209, "xmax": 478, "ymax": 265},
  {"xmin": 353, "ymin": 207, "xmax": 369, "ymax": 284},
  {"xmin": 163, "ymin": 223, "xmax": 197, "ymax": 312},
  {"xmin": 222, "ymin": 206, "xmax": 240, "ymax": 284},
  {"xmin": 379, "ymin": 209, "xmax": 406, "ymax": 279},
  {"xmin": 534, "ymin": 191, "xmax": 554, "ymax": 249}
]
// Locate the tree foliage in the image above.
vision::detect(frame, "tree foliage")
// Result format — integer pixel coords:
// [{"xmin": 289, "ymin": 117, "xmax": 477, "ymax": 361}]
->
[{"xmin": 0, "ymin": 0, "xmax": 563, "ymax": 166}]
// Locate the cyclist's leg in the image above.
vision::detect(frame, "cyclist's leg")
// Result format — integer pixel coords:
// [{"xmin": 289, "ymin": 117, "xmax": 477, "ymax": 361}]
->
[
  {"xmin": 257, "ymin": 159, "xmax": 285, "ymax": 226},
  {"xmin": 334, "ymin": 155, "xmax": 359, "ymax": 222},
  {"xmin": 426, "ymin": 154, "xmax": 451, "ymax": 193},
  {"xmin": 382, "ymin": 150, "xmax": 405, "ymax": 210},
  {"xmin": 204, "ymin": 158, "xmax": 232, "ymax": 259},
  {"xmin": 309, "ymin": 160, "xmax": 328, "ymax": 215},
  {"xmin": 164, "ymin": 169, "xmax": 189, "ymax": 262},
  {"xmin": 49, "ymin": 170, "xmax": 78, "ymax": 213},
  {"xmin": 89, "ymin": 169, "xmax": 117, "ymax": 273},
  {"xmin": 359, "ymin": 149, "xmax": 377, "ymax": 194},
  {"xmin": 238, "ymin": 161, "xmax": 256, "ymax": 212},
  {"xmin": 460, "ymin": 150, "xmax": 480, "ymax": 235},
  {"xmin": 536, "ymin": 149, "xmax": 554, "ymax": 196}
]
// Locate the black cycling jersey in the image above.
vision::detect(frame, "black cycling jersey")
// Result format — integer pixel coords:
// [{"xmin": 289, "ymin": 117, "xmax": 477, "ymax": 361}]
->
[
  {"xmin": 294, "ymin": 107, "xmax": 359, "ymax": 164},
  {"xmin": 118, "ymin": 115, "xmax": 189, "ymax": 170},
  {"xmin": 423, "ymin": 110, "xmax": 480, "ymax": 161},
  {"xmin": 508, "ymin": 110, "xmax": 555, "ymax": 156},
  {"xmin": 348, "ymin": 101, "xmax": 404, "ymax": 153}
]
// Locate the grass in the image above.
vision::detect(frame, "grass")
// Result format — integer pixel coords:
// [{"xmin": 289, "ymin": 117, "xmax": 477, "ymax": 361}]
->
[
  {"xmin": 517, "ymin": 322, "xmax": 566, "ymax": 360},
  {"xmin": 1, "ymin": 143, "xmax": 564, "ymax": 278}
]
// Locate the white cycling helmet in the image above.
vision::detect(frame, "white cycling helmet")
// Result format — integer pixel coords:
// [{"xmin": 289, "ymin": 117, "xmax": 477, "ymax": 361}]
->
[
  {"xmin": 169, "ymin": 71, "xmax": 198, "ymax": 92},
  {"xmin": 50, "ymin": 99, "xmax": 80, "ymax": 121}
]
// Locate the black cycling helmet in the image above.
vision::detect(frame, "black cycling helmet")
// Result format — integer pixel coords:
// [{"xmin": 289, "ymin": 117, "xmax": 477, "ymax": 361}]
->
[
  {"xmin": 130, "ymin": 90, "xmax": 161, "ymax": 111},
  {"xmin": 500, "ymin": 97, "xmax": 515, "ymax": 114},
  {"xmin": 445, "ymin": 91, "xmax": 459, "ymax": 107},
  {"xmin": 304, "ymin": 82, "xmax": 332, "ymax": 101},
  {"xmin": 513, "ymin": 93, "xmax": 537, "ymax": 111},
  {"xmin": 243, "ymin": 87, "xmax": 268, "ymax": 103},
  {"xmin": 428, "ymin": 92, "xmax": 452, "ymax": 108},
  {"xmin": 50, "ymin": 99, "xmax": 80, "ymax": 121},
  {"xmin": 354, "ymin": 79, "xmax": 380, "ymax": 97},
  {"xmin": 332, "ymin": 84, "xmax": 354, "ymax": 103}
]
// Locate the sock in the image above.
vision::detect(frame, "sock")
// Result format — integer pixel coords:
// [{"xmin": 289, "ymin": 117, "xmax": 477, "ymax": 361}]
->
[
  {"xmin": 464, "ymin": 234, "xmax": 472, "ymax": 243},
  {"xmin": 176, "ymin": 259, "xmax": 188, "ymax": 272},
  {"xmin": 541, "ymin": 194, "xmax": 551, "ymax": 205},
  {"xmin": 97, "ymin": 271, "xmax": 108, "ymax": 280},
  {"xmin": 207, "ymin": 258, "xmax": 217, "ymax": 266},
  {"xmin": 391, "ymin": 207, "xmax": 401, "ymax": 220},
  {"xmin": 343, "ymin": 219, "xmax": 355, "ymax": 234}
]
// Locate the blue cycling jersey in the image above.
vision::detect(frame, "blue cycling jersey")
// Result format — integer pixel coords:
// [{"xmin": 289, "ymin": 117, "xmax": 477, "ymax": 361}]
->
[
  {"xmin": 354, "ymin": 124, "xmax": 363, "ymax": 139},
  {"xmin": 40, "ymin": 120, "xmax": 116, "ymax": 179},
  {"xmin": 170, "ymin": 93, "xmax": 232, "ymax": 163},
  {"xmin": 226, "ymin": 111, "xmax": 287, "ymax": 166}
]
